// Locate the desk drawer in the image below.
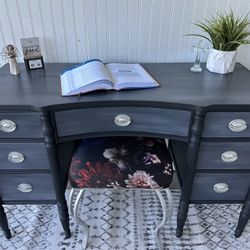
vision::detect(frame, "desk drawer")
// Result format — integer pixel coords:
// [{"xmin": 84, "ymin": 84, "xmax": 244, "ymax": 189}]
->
[
  {"xmin": 197, "ymin": 142, "xmax": 250, "ymax": 170},
  {"xmin": 0, "ymin": 113, "xmax": 43, "ymax": 138},
  {"xmin": 55, "ymin": 107, "xmax": 191, "ymax": 138},
  {"xmin": 0, "ymin": 173, "xmax": 55, "ymax": 201},
  {"xmin": 0, "ymin": 143, "xmax": 50, "ymax": 170},
  {"xmin": 191, "ymin": 173, "xmax": 250, "ymax": 201},
  {"xmin": 202, "ymin": 112, "xmax": 250, "ymax": 138}
]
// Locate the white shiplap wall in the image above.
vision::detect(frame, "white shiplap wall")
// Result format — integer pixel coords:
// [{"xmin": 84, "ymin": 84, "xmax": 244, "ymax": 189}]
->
[{"xmin": 0, "ymin": 0, "xmax": 250, "ymax": 68}]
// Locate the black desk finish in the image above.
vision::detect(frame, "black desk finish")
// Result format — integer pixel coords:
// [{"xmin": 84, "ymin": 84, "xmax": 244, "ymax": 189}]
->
[{"xmin": 0, "ymin": 63, "xmax": 250, "ymax": 239}]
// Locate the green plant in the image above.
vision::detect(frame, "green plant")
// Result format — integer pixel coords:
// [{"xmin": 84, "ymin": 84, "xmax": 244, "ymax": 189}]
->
[{"xmin": 188, "ymin": 11, "xmax": 250, "ymax": 51}]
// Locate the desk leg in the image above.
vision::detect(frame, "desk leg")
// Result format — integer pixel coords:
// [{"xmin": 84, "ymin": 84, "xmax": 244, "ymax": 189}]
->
[
  {"xmin": 176, "ymin": 111, "xmax": 205, "ymax": 238},
  {"xmin": 235, "ymin": 187, "xmax": 250, "ymax": 238},
  {"xmin": 0, "ymin": 198, "xmax": 11, "ymax": 239},
  {"xmin": 40, "ymin": 112, "xmax": 71, "ymax": 239}
]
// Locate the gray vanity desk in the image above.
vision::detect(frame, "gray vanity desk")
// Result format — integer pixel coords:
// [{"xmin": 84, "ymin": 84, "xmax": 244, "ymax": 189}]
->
[{"xmin": 0, "ymin": 63, "xmax": 249, "ymax": 239}]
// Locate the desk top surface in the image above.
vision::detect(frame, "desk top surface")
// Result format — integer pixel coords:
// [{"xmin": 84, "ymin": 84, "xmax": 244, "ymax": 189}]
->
[{"xmin": 0, "ymin": 63, "xmax": 249, "ymax": 111}]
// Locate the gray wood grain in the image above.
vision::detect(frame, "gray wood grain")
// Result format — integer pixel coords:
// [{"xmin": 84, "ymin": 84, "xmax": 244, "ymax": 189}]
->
[
  {"xmin": 0, "ymin": 143, "xmax": 50, "ymax": 170},
  {"xmin": 203, "ymin": 112, "xmax": 250, "ymax": 138},
  {"xmin": 197, "ymin": 142, "xmax": 250, "ymax": 170},
  {"xmin": 1, "ymin": 62, "xmax": 250, "ymax": 237},
  {"xmin": 0, "ymin": 63, "xmax": 250, "ymax": 110},
  {"xmin": 0, "ymin": 173, "xmax": 55, "ymax": 201},
  {"xmin": 55, "ymin": 107, "xmax": 191, "ymax": 137},
  {"xmin": 191, "ymin": 173, "xmax": 250, "ymax": 201},
  {"xmin": 0, "ymin": 113, "xmax": 43, "ymax": 138}
]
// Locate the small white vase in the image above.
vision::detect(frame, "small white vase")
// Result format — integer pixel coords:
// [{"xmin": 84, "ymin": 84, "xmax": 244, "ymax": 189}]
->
[{"xmin": 206, "ymin": 48, "xmax": 237, "ymax": 74}]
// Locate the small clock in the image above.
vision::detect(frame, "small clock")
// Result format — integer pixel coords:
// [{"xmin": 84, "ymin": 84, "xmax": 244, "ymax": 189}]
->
[{"xmin": 24, "ymin": 56, "xmax": 44, "ymax": 70}]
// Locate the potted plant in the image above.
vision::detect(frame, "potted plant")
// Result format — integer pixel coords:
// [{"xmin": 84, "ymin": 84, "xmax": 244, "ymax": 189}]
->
[{"xmin": 189, "ymin": 11, "xmax": 250, "ymax": 74}]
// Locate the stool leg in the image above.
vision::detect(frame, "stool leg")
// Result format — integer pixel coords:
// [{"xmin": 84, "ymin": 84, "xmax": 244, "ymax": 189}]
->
[
  {"xmin": 0, "ymin": 199, "xmax": 11, "ymax": 239},
  {"xmin": 154, "ymin": 189, "xmax": 173, "ymax": 250},
  {"xmin": 72, "ymin": 189, "xmax": 89, "ymax": 250},
  {"xmin": 68, "ymin": 188, "xmax": 75, "ymax": 216}
]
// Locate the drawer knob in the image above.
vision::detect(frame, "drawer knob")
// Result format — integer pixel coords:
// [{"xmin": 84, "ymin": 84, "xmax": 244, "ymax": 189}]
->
[
  {"xmin": 0, "ymin": 119, "xmax": 16, "ymax": 133},
  {"xmin": 114, "ymin": 114, "xmax": 131, "ymax": 127},
  {"xmin": 228, "ymin": 119, "xmax": 247, "ymax": 132},
  {"xmin": 213, "ymin": 183, "xmax": 229, "ymax": 193},
  {"xmin": 8, "ymin": 152, "xmax": 25, "ymax": 163},
  {"xmin": 17, "ymin": 183, "xmax": 32, "ymax": 193},
  {"xmin": 221, "ymin": 151, "xmax": 238, "ymax": 163}
]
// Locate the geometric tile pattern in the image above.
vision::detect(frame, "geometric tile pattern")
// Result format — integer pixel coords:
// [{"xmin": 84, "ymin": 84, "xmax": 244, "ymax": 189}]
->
[{"xmin": 0, "ymin": 190, "xmax": 249, "ymax": 250}]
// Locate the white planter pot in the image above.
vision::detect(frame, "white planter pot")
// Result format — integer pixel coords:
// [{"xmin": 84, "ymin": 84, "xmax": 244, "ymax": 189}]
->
[{"xmin": 206, "ymin": 48, "xmax": 237, "ymax": 74}]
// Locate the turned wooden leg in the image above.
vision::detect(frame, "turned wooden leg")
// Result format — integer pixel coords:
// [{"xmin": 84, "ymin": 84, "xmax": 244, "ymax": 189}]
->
[
  {"xmin": 235, "ymin": 188, "xmax": 250, "ymax": 238},
  {"xmin": 176, "ymin": 111, "xmax": 205, "ymax": 237},
  {"xmin": 57, "ymin": 201, "xmax": 71, "ymax": 239},
  {"xmin": 0, "ymin": 198, "xmax": 11, "ymax": 239},
  {"xmin": 176, "ymin": 200, "xmax": 189, "ymax": 237},
  {"xmin": 40, "ymin": 112, "xmax": 71, "ymax": 239}
]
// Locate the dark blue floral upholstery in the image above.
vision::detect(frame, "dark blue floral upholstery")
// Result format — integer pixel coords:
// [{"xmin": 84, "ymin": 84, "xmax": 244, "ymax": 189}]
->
[{"xmin": 69, "ymin": 137, "xmax": 173, "ymax": 189}]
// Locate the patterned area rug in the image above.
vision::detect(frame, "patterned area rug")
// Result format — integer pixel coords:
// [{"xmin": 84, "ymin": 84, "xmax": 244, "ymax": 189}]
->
[{"xmin": 0, "ymin": 190, "xmax": 250, "ymax": 250}]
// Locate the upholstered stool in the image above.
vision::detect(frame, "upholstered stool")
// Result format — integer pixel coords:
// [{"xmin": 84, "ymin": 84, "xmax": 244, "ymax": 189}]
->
[{"xmin": 68, "ymin": 137, "xmax": 173, "ymax": 249}]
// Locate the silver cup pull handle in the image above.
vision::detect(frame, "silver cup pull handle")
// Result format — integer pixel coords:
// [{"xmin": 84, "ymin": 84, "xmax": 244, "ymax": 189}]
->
[
  {"xmin": 0, "ymin": 119, "xmax": 16, "ymax": 133},
  {"xmin": 229, "ymin": 119, "xmax": 247, "ymax": 132},
  {"xmin": 8, "ymin": 152, "xmax": 25, "ymax": 164},
  {"xmin": 17, "ymin": 183, "xmax": 33, "ymax": 193},
  {"xmin": 114, "ymin": 114, "xmax": 131, "ymax": 127},
  {"xmin": 213, "ymin": 183, "xmax": 229, "ymax": 193},
  {"xmin": 221, "ymin": 151, "xmax": 238, "ymax": 163}
]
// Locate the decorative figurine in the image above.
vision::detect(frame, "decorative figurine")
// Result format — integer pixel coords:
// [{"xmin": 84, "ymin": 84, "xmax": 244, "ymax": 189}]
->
[
  {"xmin": 1, "ymin": 44, "xmax": 20, "ymax": 75},
  {"xmin": 190, "ymin": 40, "xmax": 204, "ymax": 73}
]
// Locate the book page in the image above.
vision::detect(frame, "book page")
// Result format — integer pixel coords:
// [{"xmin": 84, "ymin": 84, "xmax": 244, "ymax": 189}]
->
[
  {"xmin": 69, "ymin": 61, "xmax": 113, "ymax": 89},
  {"xmin": 61, "ymin": 60, "xmax": 113, "ymax": 95},
  {"xmin": 106, "ymin": 63, "xmax": 159, "ymax": 88},
  {"xmin": 61, "ymin": 73, "xmax": 74, "ymax": 95}
]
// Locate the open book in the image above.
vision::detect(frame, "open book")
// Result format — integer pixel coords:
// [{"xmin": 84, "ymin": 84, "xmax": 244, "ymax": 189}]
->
[{"xmin": 60, "ymin": 59, "xmax": 159, "ymax": 96}]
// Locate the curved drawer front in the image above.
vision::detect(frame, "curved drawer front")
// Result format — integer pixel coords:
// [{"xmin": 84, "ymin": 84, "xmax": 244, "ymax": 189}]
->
[
  {"xmin": 0, "ymin": 113, "xmax": 43, "ymax": 138},
  {"xmin": 55, "ymin": 107, "xmax": 191, "ymax": 138},
  {"xmin": 197, "ymin": 142, "xmax": 250, "ymax": 170},
  {"xmin": 202, "ymin": 112, "xmax": 250, "ymax": 138},
  {"xmin": 0, "ymin": 174, "xmax": 55, "ymax": 201},
  {"xmin": 0, "ymin": 143, "xmax": 50, "ymax": 170},
  {"xmin": 191, "ymin": 173, "xmax": 250, "ymax": 201}
]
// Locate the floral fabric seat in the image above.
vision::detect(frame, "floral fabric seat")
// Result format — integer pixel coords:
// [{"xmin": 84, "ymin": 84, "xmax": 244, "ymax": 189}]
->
[
  {"xmin": 69, "ymin": 136, "xmax": 173, "ymax": 189},
  {"xmin": 68, "ymin": 136, "xmax": 173, "ymax": 250}
]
